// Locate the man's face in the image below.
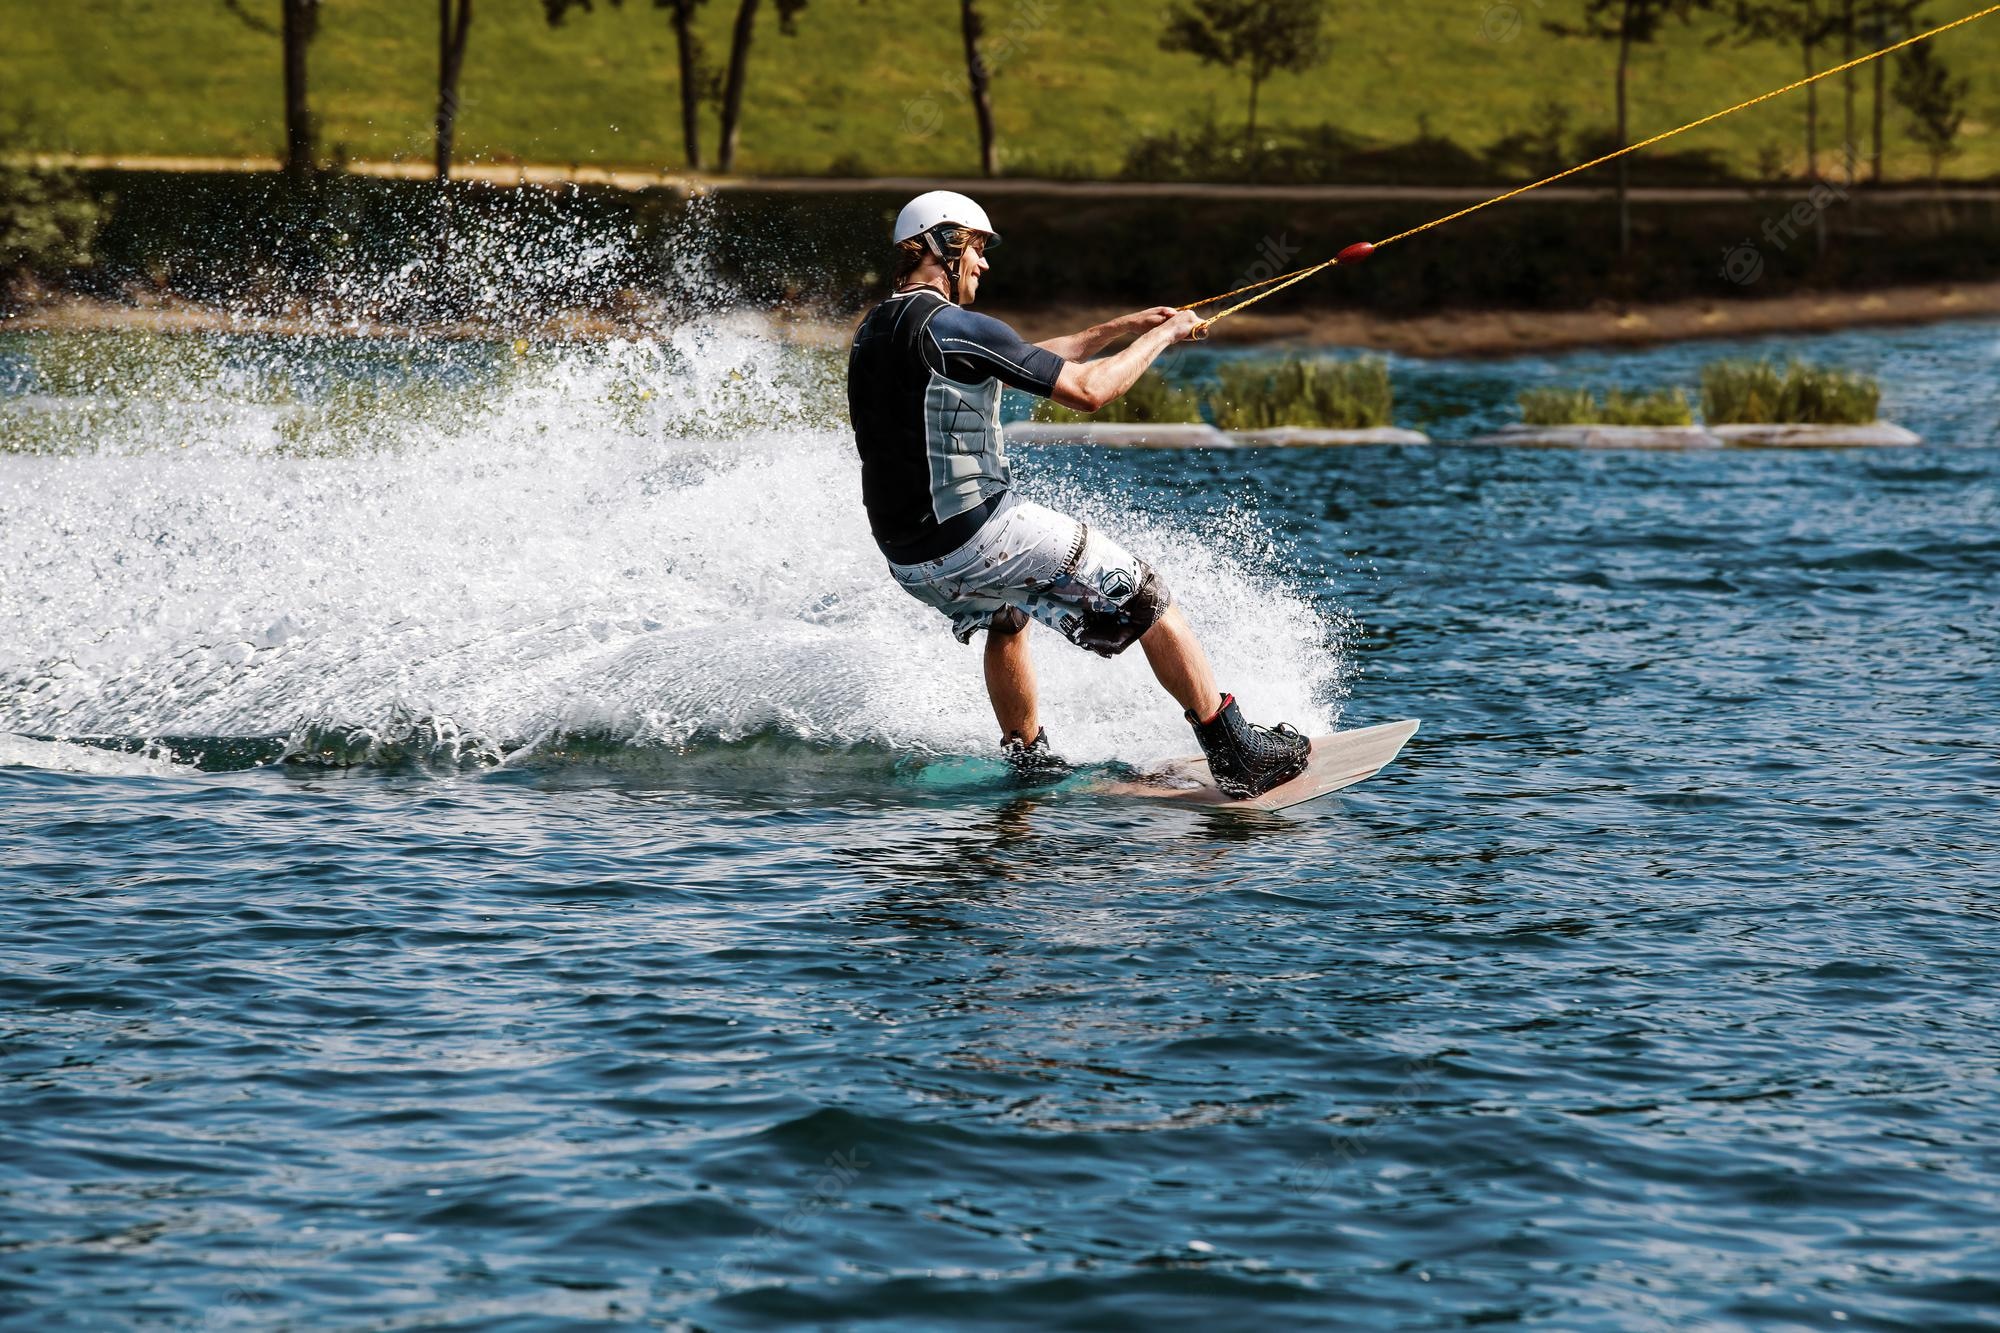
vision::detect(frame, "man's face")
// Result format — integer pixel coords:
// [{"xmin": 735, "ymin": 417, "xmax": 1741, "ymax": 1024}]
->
[{"xmin": 957, "ymin": 235, "xmax": 991, "ymax": 305}]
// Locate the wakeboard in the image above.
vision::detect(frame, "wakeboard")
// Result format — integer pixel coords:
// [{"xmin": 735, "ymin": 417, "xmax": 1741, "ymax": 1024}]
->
[{"xmin": 1102, "ymin": 719, "xmax": 1420, "ymax": 812}]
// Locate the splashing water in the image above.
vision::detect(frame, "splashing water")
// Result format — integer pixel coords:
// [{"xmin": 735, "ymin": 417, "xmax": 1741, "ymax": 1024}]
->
[{"xmin": 0, "ymin": 325, "xmax": 1344, "ymax": 773}]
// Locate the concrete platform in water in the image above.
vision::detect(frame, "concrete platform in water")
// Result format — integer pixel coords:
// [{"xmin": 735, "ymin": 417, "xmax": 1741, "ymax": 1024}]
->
[
  {"xmin": 1005, "ymin": 422, "xmax": 1231, "ymax": 448},
  {"xmin": 1006, "ymin": 422, "xmax": 1433, "ymax": 448},
  {"xmin": 1709, "ymin": 422, "xmax": 1922, "ymax": 448},
  {"xmin": 1223, "ymin": 426, "xmax": 1433, "ymax": 447},
  {"xmin": 1006, "ymin": 422, "xmax": 1920, "ymax": 450},
  {"xmin": 1468, "ymin": 422, "xmax": 1921, "ymax": 449}
]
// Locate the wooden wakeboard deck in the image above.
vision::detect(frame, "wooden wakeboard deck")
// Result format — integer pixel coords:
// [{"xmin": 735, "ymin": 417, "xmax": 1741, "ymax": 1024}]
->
[{"xmin": 1103, "ymin": 719, "xmax": 1420, "ymax": 812}]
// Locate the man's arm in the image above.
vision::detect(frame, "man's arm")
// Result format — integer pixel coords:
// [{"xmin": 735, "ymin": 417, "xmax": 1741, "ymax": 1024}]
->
[
  {"xmin": 1034, "ymin": 306, "xmax": 1183, "ymax": 362},
  {"xmin": 1048, "ymin": 310, "xmax": 1203, "ymax": 413}
]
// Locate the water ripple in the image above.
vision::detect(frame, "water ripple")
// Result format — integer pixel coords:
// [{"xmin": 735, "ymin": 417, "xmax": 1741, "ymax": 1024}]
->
[{"xmin": 5, "ymin": 321, "xmax": 2000, "ymax": 1329}]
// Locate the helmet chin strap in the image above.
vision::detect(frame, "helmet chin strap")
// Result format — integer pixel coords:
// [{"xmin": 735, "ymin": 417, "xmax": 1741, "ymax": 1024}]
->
[{"xmin": 924, "ymin": 226, "xmax": 967, "ymax": 306}]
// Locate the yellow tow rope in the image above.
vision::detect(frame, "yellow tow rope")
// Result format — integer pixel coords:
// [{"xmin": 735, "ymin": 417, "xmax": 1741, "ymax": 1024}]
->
[{"xmin": 1182, "ymin": 2, "xmax": 2000, "ymax": 334}]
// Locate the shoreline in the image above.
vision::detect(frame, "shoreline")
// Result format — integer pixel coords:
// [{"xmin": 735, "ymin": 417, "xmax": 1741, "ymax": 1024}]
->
[
  {"xmin": 23, "ymin": 154, "xmax": 2000, "ymax": 204},
  {"xmin": 5, "ymin": 281, "xmax": 1997, "ymax": 359},
  {"xmin": 27, "ymin": 155, "xmax": 2000, "ymax": 203},
  {"xmin": 991, "ymin": 282, "xmax": 2000, "ymax": 357}
]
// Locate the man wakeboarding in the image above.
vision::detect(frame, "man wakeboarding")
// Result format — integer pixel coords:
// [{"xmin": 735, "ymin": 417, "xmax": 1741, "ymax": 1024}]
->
[{"xmin": 845, "ymin": 191, "xmax": 1311, "ymax": 798}]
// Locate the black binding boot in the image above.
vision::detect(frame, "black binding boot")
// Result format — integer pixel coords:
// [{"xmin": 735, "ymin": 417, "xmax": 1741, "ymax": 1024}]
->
[
  {"xmin": 1001, "ymin": 728, "xmax": 1069, "ymax": 783},
  {"xmin": 1186, "ymin": 694, "xmax": 1311, "ymax": 798}
]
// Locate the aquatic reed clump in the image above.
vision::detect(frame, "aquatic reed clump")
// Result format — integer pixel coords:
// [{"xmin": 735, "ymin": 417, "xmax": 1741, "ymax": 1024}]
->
[
  {"xmin": 1700, "ymin": 359, "xmax": 1880, "ymax": 424},
  {"xmin": 1032, "ymin": 370, "xmax": 1205, "ymax": 424},
  {"xmin": 1208, "ymin": 357, "xmax": 1393, "ymax": 430},
  {"xmin": 1518, "ymin": 385, "xmax": 1695, "ymax": 426}
]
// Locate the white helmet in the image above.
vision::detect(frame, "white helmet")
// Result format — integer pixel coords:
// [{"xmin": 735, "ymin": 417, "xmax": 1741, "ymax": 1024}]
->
[{"xmin": 893, "ymin": 190, "xmax": 1000, "ymax": 250}]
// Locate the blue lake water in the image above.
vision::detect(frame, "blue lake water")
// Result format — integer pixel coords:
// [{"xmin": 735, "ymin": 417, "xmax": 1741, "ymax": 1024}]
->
[{"xmin": 3, "ymin": 318, "xmax": 1998, "ymax": 1330}]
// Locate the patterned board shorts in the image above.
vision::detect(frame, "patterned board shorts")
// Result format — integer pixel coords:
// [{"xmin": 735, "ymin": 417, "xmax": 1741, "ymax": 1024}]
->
[{"xmin": 887, "ymin": 498, "xmax": 1172, "ymax": 657}]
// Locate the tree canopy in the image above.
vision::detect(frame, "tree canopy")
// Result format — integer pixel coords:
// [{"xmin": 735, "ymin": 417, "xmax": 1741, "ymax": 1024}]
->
[{"xmin": 1158, "ymin": 0, "xmax": 1330, "ymax": 144}]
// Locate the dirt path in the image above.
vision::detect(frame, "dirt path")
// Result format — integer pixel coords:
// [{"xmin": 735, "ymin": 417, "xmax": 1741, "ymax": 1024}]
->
[
  {"xmin": 990, "ymin": 283, "xmax": 2000, "ymax": 357},
  {"xmin": 10, "ymin": 280, "xmax": 1996, "ymax": 359},
  {"xmin": 20, "ymin": 152, "xmax": 2000, "ymax": 205}
]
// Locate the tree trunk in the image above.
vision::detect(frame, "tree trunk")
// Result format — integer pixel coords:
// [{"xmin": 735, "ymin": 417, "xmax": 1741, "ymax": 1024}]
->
[
  {"xmin": 436, "ymin": 0, "xmax": 473, "ymax": 180},
  {"xmin": 1804, "ymin": 36, "xmax": 1826, "ymax": 254},
  {"xmin": 1841, "ymin": 0, "xmax": 1855, "ymax": 184},
  {"xmin": 1246, "ymin": 76, "xmax": 1262, "ymax": 154},
  {"xmin": 281, "ymin": 0, "xmax": 317, "ymax": 175},
  {"xmin": 718, "ymin": 0, "xmax": 760, "ymax": 173},
  {"xmin": 671, "ymin": 1, "xmax": 705, "ymax": 171},
  {"xmin": 959, "ymin": 0, "xmax": 998, "ymax": 178},
  {"xmin": 1615, "ymin": 9, "xmax": 1632, "ymax": 256},
  {"xmin": 1872, "ymin": 39, "xmax": 1885, "ymax": 181},
  {"xmin": 1803, "ymin": 36, "xmax": 1819, "ymax": 182}
]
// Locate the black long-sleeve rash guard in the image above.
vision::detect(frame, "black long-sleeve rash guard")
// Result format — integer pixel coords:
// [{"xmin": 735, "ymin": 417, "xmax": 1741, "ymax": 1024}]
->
[{"xmin": 846, "ymin": 287, "xmax": 1065, "ymax": 564}]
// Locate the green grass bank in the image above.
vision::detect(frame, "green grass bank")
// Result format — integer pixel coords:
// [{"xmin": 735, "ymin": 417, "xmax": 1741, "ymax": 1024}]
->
[{"xmin": 4, "ymin": 0, "xmax": 1997, "ymax": 182}]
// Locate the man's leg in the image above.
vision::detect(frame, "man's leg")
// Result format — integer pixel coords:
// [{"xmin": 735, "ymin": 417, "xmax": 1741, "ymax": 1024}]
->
[
  {"xmin": 1142, "ymin": 603, "xmax": 1309, "ymax": 796},
  {"xmin": 1140, "ymin": 604, "xmax": 1226, "ymax": 722},
  {"xmin": 983, "ymin": 619, "xmax": 1040, "ymax": 742}
]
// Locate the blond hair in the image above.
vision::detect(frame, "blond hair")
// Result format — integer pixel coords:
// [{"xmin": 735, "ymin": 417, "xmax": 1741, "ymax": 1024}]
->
[{"xmin": 892, "ymin": 226, "xmax": 980, "ymax": 286}]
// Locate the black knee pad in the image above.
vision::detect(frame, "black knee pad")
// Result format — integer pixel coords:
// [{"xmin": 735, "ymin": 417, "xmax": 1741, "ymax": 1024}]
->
[
  {"xmin": 988, "ymin": 606, "xmax": 1030, "ymax": 636},
  {"xmin": 1073, "ymin": 566, "xmax": 1171, "ymax": 658}
]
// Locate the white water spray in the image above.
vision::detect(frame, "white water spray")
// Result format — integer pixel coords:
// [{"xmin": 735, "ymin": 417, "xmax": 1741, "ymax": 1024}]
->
[{"xmin": 1, "ymin": 223, "xmax": 1346, "ymax": 771}]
